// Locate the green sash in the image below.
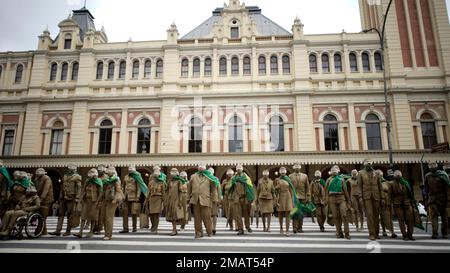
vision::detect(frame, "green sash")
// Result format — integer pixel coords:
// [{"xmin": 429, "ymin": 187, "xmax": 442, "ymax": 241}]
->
[
  {"xmin": 129, "ymin": 171, "xmax": 149, "ymax": 197},
  {"xmin": 229, "ymin": 173, "xmax": 254, "ymax": 202},
  {"xmin": 426, "ymin": 170, "xmax": 450, "ymax": 187}
]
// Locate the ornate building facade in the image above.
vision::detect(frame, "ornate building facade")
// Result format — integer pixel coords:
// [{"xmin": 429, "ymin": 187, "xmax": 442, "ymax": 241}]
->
[{"xmin": 0, "ymin": 0, "xmax": 449, "ymax": 195}]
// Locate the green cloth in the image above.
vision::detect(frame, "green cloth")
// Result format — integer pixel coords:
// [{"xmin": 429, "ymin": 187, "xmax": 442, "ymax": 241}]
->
[
  {"xmin": 426, "ymin": 170, "xmax": 450, "ymax": 187},
  {"xmin": 229, "ymin": 173, "xmax": 255, "ymax": 202},
  {"xmin": 328, "ymin": 174, "xmax": 345, "ymax": 194},
  {"xmin": 280, "ymin": 175, "xmax": 316, "ymax": 220},
  {"xmin": 196, "ymin": 170, "xmax": 220, "ymax": 188},
  {"xmin": 87, "ymin": 177, "xmax": 103, "ymax": 188},
  {"xmin": 0, "ymin": 167, "xmax": 13, "ymax": 190},
  {"xmin": 129, "ymin": 171, "xmax": 149, "ymax": 197},
  {"xmin": 13, "ymin": 177, "xmax": 32, "ymax": 190},
  {"xmin": 156, "ymin": 173, "xmax": 167, "ymax": 186},
  {"xmin": 102, "ymin": 175, "xmax": 120, "ymax": 186},
  {"xmin": 319, "ymin": 179, "xmax": 326, "ymax": 187},
  {"xmin": 173, "ymin": 175, "xmax": 188, "ymax": 185},
  {"xmin": 398, "ymin": 177, "xmax": 424, "ymax": 230}
]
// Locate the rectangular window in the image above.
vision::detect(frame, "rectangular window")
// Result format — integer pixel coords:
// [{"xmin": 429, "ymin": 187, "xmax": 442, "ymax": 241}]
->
[
  {"xmin": 64, "ymin": 39, "xmax": 72, "ymax": 50},
  {"xmin": 50, "ymin": 129, "xmax": 64, "ymax": 155},
  {"xmin": 2, "ymin": 130, "xmax": 15, "ymax": 156},
  {"xmin": 98, "ymin": 128, "xmax": 112, "ymax": 154},
  {"xmin": 137, "ymin": 128, "xmax": 151, "ymax": 154},
  {"xmin": 231, "ymin": 27, "xmax": 239, "ymax": 39},
  {"xmin": 324, "ymin": 124, "xmax": 339, "ymax": 151}
]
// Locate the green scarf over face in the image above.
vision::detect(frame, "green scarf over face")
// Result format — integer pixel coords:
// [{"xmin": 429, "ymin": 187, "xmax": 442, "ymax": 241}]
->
[
  {"xmin": 156, "ymin": 173, "xmax": 167, "ymax": 186},
  {"xmin": 229, "ymin": 172, "xmax": 254, "ymax": 202},
  {"xmin": 128, "ymin": 171, "xmax": 149, "ymax": 197},
  {"xmin": 328, "ymin": 174, "xmax": 346, "ymax": 193},
  {"xmin": 87, "ymin": 177, "xmax": 103, "ymax": 188},
  {"xmin": 426, "ymin": 170, "xmax": 450, "ymax": 187},
  {"xmin": 0, "ymin": 167, "xmax": 13, "ymax": 190},
  {"xmin": 13, "ymin": 177, "xmax": 32, "ymax": 190},
  {"xmin": 102, "ymin": 176, "xmax": 120, "ymax": 186},
  {"xmin": 173, "ymin": 175, "xmax": 188, "ymax": 185}
]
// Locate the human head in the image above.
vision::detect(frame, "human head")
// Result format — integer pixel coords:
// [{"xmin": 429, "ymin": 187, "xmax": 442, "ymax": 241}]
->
[
  {"xmin": 351, "ymin": 169, "xmax": 358, "ymax": 178},
  {"xmin": 170, "ymin": 168, "xmax": 179, "ymax": 177},
  {"xmin": 106, "ymin": 166, "xmax": 117, "ymax": 177},
  {"xmin": 428, "ymin": 162, "xmax": 439, "ymax": 172},
  {"xmin": 262, "ymin": 170, "xmax": 270, "ymax": 178},
  {"xmin": 330, "ymin": 165, "xmax": 340, "ymax": 176},
  {"xmin": 314, "ymin": 170, "xmax": 322, "ymax": 179},
  {"xmin": 208, "ymin": 167, "xmax": 215, "ymax": 175},
  {"xmin": 226, "ymin": 169, "xmax": 234, "ymax": 178},
  {"xmin": 88, "ymin": 168, "xmax": 99, "ymax": 179},
  {"xmin": 13, "ymin": 170, "xmax": 21, "ymax": 180},
  {"xmin": 198, "ymin": 164, "xmax": 206, "ymax": 172},
  {"xmin": 153, "ymin": 166, "xmax": 161, "ymax": 177},
  {"xmin": 293, "ymin": 164, "xmax": 302, "ymax": 173},
  {"xmin": 376, "ymin": 169, "xmax": 384, "ymax": 177},
  {"xmin": 393, "ymin": 170, "xmax": 402, "ymax": 179},
  {"xmin": 363, "ymin": 159, "xmax": 374, "ymax": 170},
  {"xmin": 180, "ymin": 171, "xmax": 188, "ymax": 179},
  {"xmin": 97, "ymin": 164, "xmax": 106, "ymax": 176},
  {"xmin": 279, "ymin": 167, "xmax": 287, "ymax": 176},
  {"xmin": 128, "ymin": 166, "xmax": 136, "ymax": 173},
  {"xmin": 236, "ymin": 164, "xmax": 244, "ymax": 174},
  {"xmin": 35, "ymin": 168, "xmax": 46, "ymax": 178}
]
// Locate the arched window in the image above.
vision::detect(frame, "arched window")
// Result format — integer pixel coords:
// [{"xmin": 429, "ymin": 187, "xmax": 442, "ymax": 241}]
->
[
  {"xmin": 181, "ymin": 58, "xmax": 188, "ymax": 77},
  {"xmin": 119, "ymin": 61, "xmax": 126, "ymax": 79},
  {"xmin": 270, "ymin": 55, "xmax": 278, "ymax": 74},
  {"xmin": 204, "ymin": 58, "xmax": 212, "ymax": 76},
  {"xmin": 137, "ymin": 118, "xmax": 151, "ymax": 154},
  {"xmin": 144, "ymin": 60, "xmax": 151, "ymax": 78},
  {"xmin": 219, "ymin": 57, "xmax": 227, "ymax": 76},
  {"xmin": 258, "ymin": 56, "xmax": 266, "ymax": 75},
  {"xmin": 193, "ymin": 58, "xmax": 200, "ymax": 77},
  {"xmin": 420, "ymin": 113, "xmax": 437, "ymax": 149},
  {"xmin": 71, "ymin": 62, "xmax": 79, "ymax": 81},
  {"xmin": 282, "ymin": 55, "xmax": 290, "ymax": 74},
  {"xmin": 366, "ymin": 113, "xmax": 382, "ymax": 150},
  {"xmin": 269, "ymin": 116, "xmax": 285, "ymax": 152},
  {"xmin": 309, "ymin": 54, "xmax": 317, "ymax": 73},
  {"xmin": 229, "ymin": 115, "xmax": 243, "ymax": 153},
  {"xmin": 334, "ymin": 53, "xmax": 342, "ymax": 72},
  {"xmin": 374, "ymin": 52, "xmax": 383, "ymax": 71},
  {"xmin": 96, "ymin": 62, "xmax": 104, "ymax": 80},
  {"xmin": 243, "ymin": 56, "xmax": 251, "ymax": 75},
  {"xmin": 50, "ymin": 63, "xmax": 58, "ymax": 81},
  {"xmin": 132, "ymin": 60, "xmax": 139, "ymax": 79},
  {"xmin": 231, "ymin": 57, "xmax": 239, "ymax": 75},
  {"xmin": 156, "ymin": 59, "xmax": 163, "ymax": 78},
  {"xmin": 61, "ymin": 62, "xmax": 68, "ymax": 81},
  {"xmin": 98, "ymin": 119, "xmax": 113, "ymax": 154},
  {"xmin": 189, "ymin": 117, "xmax": 203, "ymax": 153},
  {"xmin": 50, "ymin": 120, "xmax": 64, "ymax": 155},
  {"xmin": 324, "ymin": 114, "xmax": 339, "ymax": 151},
  {"xmin": 349, "ymin": 53, "xmax": 358, "ymax": 72},
  {"xmin": 362, "ymin": 52, "xmax": 371, "ymax": 72},
  {"xmin": 15, "ymin": 64, "xmax": 23, "ymax": 84},
  {"xmin": 107, "ymin": 61, "xmax": 115, "ymax": 79},
  {"xmin": 322, "ymin": 54, "xmax": 330, "ymax": 73}
]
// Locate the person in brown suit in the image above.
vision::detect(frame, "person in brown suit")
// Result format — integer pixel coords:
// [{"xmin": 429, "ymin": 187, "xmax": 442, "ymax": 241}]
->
[
  {"xmin": 229, "ymin": 164, "xmax": 253, "ymax": 235},
  {"xmin": 311, "ymin": 170, "xmax": 327, "ymax": 232},
  {"xmin": 93, "ymin": 164, "xmax": 108, "ymax": 234},
  {"xmin": 256, "ymin": 170, "xmax": 275, "ymax": 232},
  {"xmin": 379, "ymin": 169, "xmax": 397, "ymax": 238},
  {"xmin": 388, "ymin": 170, "xmax": 416, "ymax": 241},
  {"xmin": 49, "ymin": 164, "xmax": 81, "ymax": 237},
  {"xmin": 275, "ymin": 167, "xmax": 294, "ymax": 236},
  {"xmin": 146, "ymin": 166, "xmax": 166, "ymax": 234},
  {"xmin": 74, "ymin": 168, "xmax": 102, "ymax": 238},
  {"xmin": 101, "ymin": 166, "xmax": 124, "ymax": 240},
  {"xmin": 8, "ymin": 171, "xmax": 28, "ymax": 211},
  {"xmin": 290, "ymin": 164, "xmax": 310, "ymax": 233},
  {"xmin": 179, "ymin": 171, "xmax": 190, "ymax": 231},
  {"xmin": 0, "ymin": 185, "xmax": 41, "ymax": 237},
  {"xmin": 222, "ymin": 169, "xmax": 234, "ymax": 230},
  {"xmin": 346, "ymin": 169, "xmax": 364, "ymax": 231},
  {"xmin": 120, "ymin": 166, "xmax": 146, "ymax": 234},
  {"xmin": 165, "ymin": 168, "xmax": 185, "ymax": 236},
  {"xmin": 0, "ymin": 160, "xmax": 12, "ymax": 220},
  {"xmin": 358, "ymin": 159, "xmax": 383, "ymax": 240},
  {"xmin": 209, "ymin": 167, "xmax": 221, "ymax": 235},
  {"xmin": 425, "ymin": 162, "xmax": 449, "ymax": 239},
  {"xmin": 325, "ymin": 165, "xmax": 351, "ymax": 240},
  {"xmin": 188, "ymin": 164, "xmax": 216, "ymax": 239},
  {"xmin": 33, "ymin": 168, "xmax": 54, "ymax": 235}
]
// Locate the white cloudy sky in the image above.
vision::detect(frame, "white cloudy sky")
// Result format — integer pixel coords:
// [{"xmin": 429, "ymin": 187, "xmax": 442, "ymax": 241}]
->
[{"xmin": 0, "ymin": 0, "xmax": 449, "ymax": 51}]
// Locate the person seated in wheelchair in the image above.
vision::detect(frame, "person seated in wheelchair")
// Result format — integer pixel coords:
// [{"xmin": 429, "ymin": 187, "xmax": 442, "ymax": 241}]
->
[{"xmin": 0, "ymin": 185, "xmax": 41, "ymax": 237}]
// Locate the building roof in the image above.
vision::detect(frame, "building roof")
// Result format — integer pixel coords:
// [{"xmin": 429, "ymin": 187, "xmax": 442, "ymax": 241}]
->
[
  {"xmin": 72, "ymin": 7, "xmax": 96, "ymax": 40},
  {"xmin": 181, "ymin": 6, "xmax": 291, "ymax": 40}
]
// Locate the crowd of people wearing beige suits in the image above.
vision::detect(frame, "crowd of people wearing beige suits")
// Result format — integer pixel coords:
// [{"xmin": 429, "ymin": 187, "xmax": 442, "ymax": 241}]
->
[{"xmin": 0, "ymin": 159, "xmax": 449, "ymax": 241}]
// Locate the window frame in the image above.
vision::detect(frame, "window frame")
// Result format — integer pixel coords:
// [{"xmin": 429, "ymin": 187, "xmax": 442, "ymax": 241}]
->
[
  {"xmin": 61, "ymin": 62, "xmax": 68, "ymax": 81},
  {"xmin": 269, "ymin": 116, "xmax": 285, "ymax": 152},
  {"xmin": 282, "ymin": 55, "xmax": 290, "ymax": 74},
  {"xmin": 96, "ymin": 62, "xmax": 104, "ymax": 80},
  {"xmin": 365, "ymin": 114, "xmax": 382, "ymax": 150},
  {"xmin": 309, "ymin": 54, "xmax": 318, "ymax": 73},
  {"xmin": 228, "ymin": 115, "xmax": 244, "ymax": 153},
  {"xmin": 132, "ymin": 60, "xmax": 140, "ymax": 79},
  {"xmin": 144, "ymin": 60, "xmax": 151, "ymax": 78},
  {"xmin": 243, "ymin": 56, "xmax": 251, "ymax": 75},
  {"xmin": 98, "ymin": 119, "xmax": 113, "ymax": 155},
  {"xmin": 258, "ymin": 56, "xmax": 266, "ymax": 75},
  {"xmin": 2, "ymin": 129, "xmax": 15, "ymax": 156},
  {"xmin": 323, "ymin": 114, "xmax": 339, "ymax": 151},
  {"xmin": 193, "ymin": 58, "xmax": 200, "ymax": 77},
  {"xmin": 137, "ymin": 118, "xmax": 152, "ymax": 154},
  {"xmin": 204, "ymin": 58, "xmax": 212, "ymax": 76},
  {"xmin": 15, "ymin": 64, "xmax": 23, "ymax": 84},
  {"xmin": 362, "ymin": 52, "xmax": 371, "ymax": 72},
  {"xmin": 231, "ymin": 57, "xmax": 239, "ymax": 76},
  {"xmin": 334, "ymin": 53, "xmax": 342, "ymax": 73},
  {"xmin": 107, "ymin": 61, "xmax": 115, "ymax": 80},
  {"xmin": 49, "ymin": 128, "xmax": 64, "ymax": 155},
  {"xmin": 188, "ymin": 117, "xmax": 203, "ymax": 153},
  {"xmin": 156, "ymin": 59, "xmax": 163, "ymax": 78},
  {"xmin": 322, "ymin": 54, "xmax": 330, "ymax": 73},
  {"xmin": 119, "ymin": 61, "xmax": 126, "ymax": 79},
  {"xmin": 50, "ymin": 63, "xmax": 58, "ymax": 81},
  {"xmin": 71, "ymin": 62, "xmax": 79, "ymax": 81},
  {"xmin": 349, "ymin": 53, "xmax": 358, "ymax": 72}
]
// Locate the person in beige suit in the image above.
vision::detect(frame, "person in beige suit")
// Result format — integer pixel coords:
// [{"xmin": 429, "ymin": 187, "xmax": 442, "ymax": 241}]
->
[
  {"xmin": 358, "ymin": 159, "xmax": 383, "ymax": 241},
  {"xmin": 311, "ymin": 170, "xmax": 327, "ymax": 232},
  {"xmin": 222, "ymin": 169, "xmax": 234, "ymax": 230},
  {"xmin": 229, "ymin": 164, "xmax": 253, "ymax": 235},
  {"xmin": 256, "ymin": 170, "xmax": 275, "ymax": 232},
  {"xmin": 346, "ymin": 169, "xmax": 364, "ymax": 232},
  {"xmin": 179, "ymin": 171, "xmax": 189, "ymax": 231},
  {"xmin": 33, "ymin": 168, "xmax": 54, "ymax": 235},
  {"xmin": 275, "ymin": 167, "xmax": 294, "ymax": 236},
  {"xmin": 290, "ymin": 164, "xmax": 310, "ymax": 233},
  {"xmin": 101, "ymin": 166, "xmax": 124, "ymax": 240},
  {"xmin": 146, "ymin": 166, "xmax": 166, "ymax": 234},
  {"xmin": 120, "ymin": 166, "xmax": 144, "ymax": 234},
  {"xmin": 188, "ymin": 165, "xmax": 216, "ymax": 239},
  {"xmin": 209, "ymin": 168, "xmax": 221, "ymax": 235}
]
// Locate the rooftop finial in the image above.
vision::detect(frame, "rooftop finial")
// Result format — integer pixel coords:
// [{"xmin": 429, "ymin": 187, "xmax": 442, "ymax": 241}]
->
[{"xmin": 84, "ymin": 0, "xmax": 87, "ymax": 8}]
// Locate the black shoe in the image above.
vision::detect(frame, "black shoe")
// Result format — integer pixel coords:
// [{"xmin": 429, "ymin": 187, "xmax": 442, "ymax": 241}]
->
[
  {"xmin": 132, "ymin": 229, "xmax": 137, "ymax": 233},
  {"xmin": 298, "ymin": 229, "xmax": 304, "ymax": 233},
  {"xmin": 293, "ymin": 229, "xmax": 297, "ymax": 234},
  {"xmin": 391, "ymin": 233, "xmax": 397, "ymax": 239},
  {"xmin": 237, "ymin": 230, "xmax": 244, "ymax": 235},
  {"xmin": 212, "ymin": 230, "xmax": 216, "ymax": 235},
  {"xmin": 432, "ymin": 234, "xmax": 438, "ymax": 239},
  {"xmin": 337, "ymin": 233, "xmax": 344, "ymax": 239},
  {"xmin": 49, "ymin": 231, "xmax": 61, "ymax": 236},
  {"xmin": 320, "ymin": 227, "xmax": 325, "ymax": 232},
  {"xmin": 402, "ymin": 236, "xmax": 409, "ymax": 241},
  {"xmin": 119, "ymin": 230, "xmax": 129, "ymax": 234},
  {"xmin": 382, "ymin": 232, "xmax": 388, "ymax": 237},
  {"xmin": 408, "ymin": 235, "xmax": 416, "ymax": 241},
  {"xmin": 247, "ymin": 228, "xmax": 252, "ymax": 233}
]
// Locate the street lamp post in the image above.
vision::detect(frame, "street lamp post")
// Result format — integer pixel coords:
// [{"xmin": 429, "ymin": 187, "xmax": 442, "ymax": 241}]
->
[{"xmin": 363, "ymin": 0, "xmax": 394, "ymax": 167}]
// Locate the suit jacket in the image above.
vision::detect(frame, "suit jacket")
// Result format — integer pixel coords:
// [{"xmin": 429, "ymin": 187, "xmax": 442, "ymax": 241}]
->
[
  {"xmin": 34, "ymin": 175, "xmax": 54, "ymax": 205},
  {"xmin": 188, "ymin": 173, "xmax": 215, "ymax": 207},
  {"xmin": 289, "ymin": 173, "xmax": 310, "ymax": 201},
  {"xmin": 357, "ymin": 169, "xmax": 382, "ymax": 201}
]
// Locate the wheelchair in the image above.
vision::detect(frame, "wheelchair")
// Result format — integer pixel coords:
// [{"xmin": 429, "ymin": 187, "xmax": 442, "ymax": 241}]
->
[{"xmin": 10, "ymin": 212, "xmax": 44, "ymax": 240}]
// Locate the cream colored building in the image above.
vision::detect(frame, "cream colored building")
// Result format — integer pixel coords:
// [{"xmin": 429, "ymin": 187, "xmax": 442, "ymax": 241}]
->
[{"xmin": 0, "ymin": 0, "xmax": 449, "ymax": 193}]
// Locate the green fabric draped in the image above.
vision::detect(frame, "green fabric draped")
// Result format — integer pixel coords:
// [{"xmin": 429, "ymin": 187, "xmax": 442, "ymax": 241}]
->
[
  {"xmin": 328, "ymin": 174, "xmax": 346, "ymax": 193},
  {"xmin": 173, "ymin": 175, "xmax": 188, "ymax": 185},
  {"xmin": 280, "ymin": 175, "xmax": 316, "ymax": 220},
  {"xmin": 13, "ymin": 177, "xmax": 32, "ymax": 190},
  {"xmin": 0, "ymin": 167, "xmax": 13, "ymax": 190},
  {"xmin": 319, "ymin": 179, "xmax": 326, "ymax": 187},
  {"xmin": 398, "ymin": 177, "xmax": 424, "ymax": 230},
  {"xmin": 128, "ymin": 171, "xmax": 149, "ymax": 197},
  {"xmin": 102, "ymin": 175, "xmax": 120, "ymax": 186},
  {"xmin": 426, "ymin": 170, "xmax": 450, "ymax": 187},
  {"xmin": 156, "ymin": 173, "xmax": 167, "ymax": 186},
  {"xmin": 196, "ymin": 170, "xmax": 220, "ymax": 188},
  {"xmin": 229, "ymin": 173, "xmax": 254, "ymax": 202},
  {"xmin": 87, "ymin": 177, "xmax": 103, "ymax": 188}
]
